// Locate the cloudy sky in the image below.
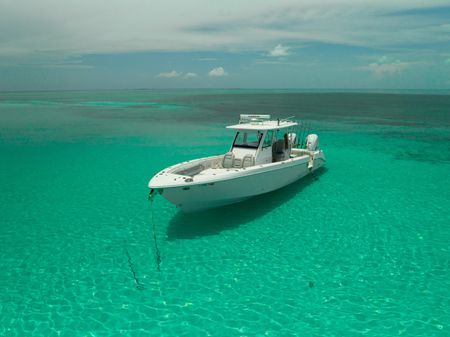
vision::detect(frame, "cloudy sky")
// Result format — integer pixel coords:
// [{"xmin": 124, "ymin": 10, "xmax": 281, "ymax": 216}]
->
[{"xmin": 1, "ymin": 0, "xmax": 449, "ymax": 90}]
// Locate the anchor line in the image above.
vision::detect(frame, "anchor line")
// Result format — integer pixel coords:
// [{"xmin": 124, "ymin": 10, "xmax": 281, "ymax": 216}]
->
[
  {"xmin": 149, "ymin": 191, "xmax": 162, "ymax": 272},
  {"xmin": 125, "ymin": 249, "xmax": 145, "ymax": 290}
]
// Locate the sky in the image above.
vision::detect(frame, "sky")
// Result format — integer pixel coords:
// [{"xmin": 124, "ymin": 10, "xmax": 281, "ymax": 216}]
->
[{"xmin": 0, "ymin": 0, "xmax": 450, "ymax": 90}]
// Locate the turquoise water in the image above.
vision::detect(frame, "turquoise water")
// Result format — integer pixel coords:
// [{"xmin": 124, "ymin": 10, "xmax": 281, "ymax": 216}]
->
[{"xmin": 1, "ymin": 90, "xmax": 449, "ymax": 336}]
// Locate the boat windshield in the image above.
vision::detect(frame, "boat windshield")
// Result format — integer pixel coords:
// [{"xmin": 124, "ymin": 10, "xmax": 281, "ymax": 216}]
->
[{"xmin": 233, "ymin": 131, "xmax": 263, "ymax": 149}]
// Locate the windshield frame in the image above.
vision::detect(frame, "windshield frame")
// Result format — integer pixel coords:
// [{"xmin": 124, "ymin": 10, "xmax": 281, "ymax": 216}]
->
[{"xmin": 232, "ymin": 131, "xmax": 263, "ymax": 149}]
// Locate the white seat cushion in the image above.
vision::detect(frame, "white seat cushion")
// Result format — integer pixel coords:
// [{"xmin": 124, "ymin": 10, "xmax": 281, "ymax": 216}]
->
[
  {"xmin": 232, "ymin": 158, "xmax": 242, "ymax": 168},
  {"xmin": 242, "ymin": 154, "xmax": 255, "ymax": 168},
  {"xmin": 222, "ymin": 152, "xmax": 234, "ymax": 168}
]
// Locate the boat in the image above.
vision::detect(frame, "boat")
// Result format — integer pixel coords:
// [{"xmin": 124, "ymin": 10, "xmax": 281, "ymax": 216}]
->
[{"xmin": 148, "ymin": 114, "xmax": 325, "ymax": 212}]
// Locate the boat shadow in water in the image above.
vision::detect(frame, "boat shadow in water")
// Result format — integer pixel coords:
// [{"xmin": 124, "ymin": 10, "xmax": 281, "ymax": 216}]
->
[{"xmin": 166, "ymin": 167, "xmax": 328, "ymax": 240}]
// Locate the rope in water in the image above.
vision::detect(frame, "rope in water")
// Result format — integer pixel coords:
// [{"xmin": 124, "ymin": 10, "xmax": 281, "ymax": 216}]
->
[
  {"xmin": 125, "ymin": 249, "xmax": 145, "ymax": 290},
  {"xmin": 149, "ymin": 190, "xmax": 162, "ymax": 272}
]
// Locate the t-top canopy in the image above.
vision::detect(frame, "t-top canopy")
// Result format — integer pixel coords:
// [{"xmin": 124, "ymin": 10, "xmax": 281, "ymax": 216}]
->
[
  {"xmin": 227, "ymin": 115, "xmax": 298, "ymax": 131},
  {"xmin": 239, "ymin": 114, "xmax": 271, "ymax": 123}
]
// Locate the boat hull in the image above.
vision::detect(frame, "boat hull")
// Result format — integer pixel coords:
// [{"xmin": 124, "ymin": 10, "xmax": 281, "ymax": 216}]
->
[{"xmin": 154, "ymin": 156, "xmax": 325, "ymax": 212}]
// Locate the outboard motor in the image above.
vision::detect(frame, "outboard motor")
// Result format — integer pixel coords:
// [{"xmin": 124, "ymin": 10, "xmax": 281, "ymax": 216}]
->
[{"xmin": 306, "ymin": 134, "xmax": 319, "ymax": 151}]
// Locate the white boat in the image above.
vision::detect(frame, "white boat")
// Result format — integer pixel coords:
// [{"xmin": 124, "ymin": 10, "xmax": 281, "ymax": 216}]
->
[{"xmin": 148, "ymin": 114, "xmax": 325, "ymax": 212}]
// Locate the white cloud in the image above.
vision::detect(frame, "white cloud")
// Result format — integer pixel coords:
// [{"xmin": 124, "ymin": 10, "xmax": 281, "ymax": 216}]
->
[
  {"xmin": 1, "ymin": 1, "xmax": 449, "ymax": 59},
  {"xmin": 1, "ymin": 0, "xmax": 449, "ymax": 72},
  {"xmin": 156, "ymin": 70, "xmax": 198, "ymax": 79},
  {"xmin": 364, "ymin": 56, "xmax": 410, "ymax": 77},
  {"xmin": 378, "ymin": 56, "xmax": 389, "ymax": 64},
  {"xmin": 368, "ymin": 62, "xmax": 408, "ymax": 76},
  {"xmin": 156, "ymin": 70, "xmax": 182, "ymax": 78},
  {"xmin": 196, "ymin": 58, "xmax": 218, "ymax": 62},
  {"xmin": 208, "ymin": 67, "xmax": 227, "ymax": 77},
  {"xmin": 255, "ymin": 59, "xmax": 289, "ymax": 65},
  {"xmin": 268, "ymin": 44, "xmax": 290, "ymax": 57},
  {"xmin": 184, "ymin": 72, "xmax": 198, "ymax": 78}
]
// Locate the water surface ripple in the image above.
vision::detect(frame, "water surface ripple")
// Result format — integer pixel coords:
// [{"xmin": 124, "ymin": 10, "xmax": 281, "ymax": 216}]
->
[{"xmin": 1, "ymin": 90, "xmax": 449, "ymax": 336}]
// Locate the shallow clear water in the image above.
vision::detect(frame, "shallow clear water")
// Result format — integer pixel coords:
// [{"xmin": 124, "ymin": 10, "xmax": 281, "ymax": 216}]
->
[{"xmin": 0, "ymin": 90, "xmax": 449, "ymax": 336}]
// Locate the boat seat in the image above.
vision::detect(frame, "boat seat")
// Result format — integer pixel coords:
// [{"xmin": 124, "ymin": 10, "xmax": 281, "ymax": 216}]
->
[
  {"xmin": 272, "ymin": 139, "xmax": 285, "ymax": 162},
  {"xmin": 222, "ymin": 152, "xmax": 234, "ymax": 168},
  {"xmin": 242, "ymin": 154, "xmax": 255, "ymax": 168},
  {"xmin": 272, "ymin": 139, "xmax": 285, "ymax": 154},
  {"xmin": 233, "ymin": 158, "xmax": 243, "ymax": 168}
]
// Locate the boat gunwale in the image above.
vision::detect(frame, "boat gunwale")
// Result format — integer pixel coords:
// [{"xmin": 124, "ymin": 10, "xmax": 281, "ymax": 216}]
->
[{"xmin": 149, "ymin": 151, "xmax": 325, "ymax": 189}]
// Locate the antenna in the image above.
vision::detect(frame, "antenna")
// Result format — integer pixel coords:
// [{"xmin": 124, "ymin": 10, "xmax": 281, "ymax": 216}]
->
[{"xmin": 280, "ymin": 116, "xmax": 296, "ymax": 122}]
